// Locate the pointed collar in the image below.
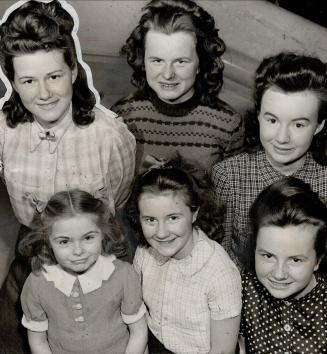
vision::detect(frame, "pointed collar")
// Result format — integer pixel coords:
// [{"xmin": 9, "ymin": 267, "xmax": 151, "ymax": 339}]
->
[
  {"xmin": 153, "ymin": 228, "xmax": 214, "ymax": 276},
  {"xmin": 43, "ymin": 255, "xmax": 116, "ymax": 296},
  {"xmin": 30, "ymin": 105, "xmax": 73, "ymax": 154}
]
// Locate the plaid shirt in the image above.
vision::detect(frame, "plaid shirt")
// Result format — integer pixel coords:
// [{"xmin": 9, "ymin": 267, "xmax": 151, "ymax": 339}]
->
[
  {"xmin": 133, "ymin": 228, "xmax": 242, "ymax": 354},
  {"xmin": 0, "ymin": 106, "xmax": 135, "ymax": 226},
  {"xmin": 211, "ymin": 151, "xmax": 327, "ymax": 269}
]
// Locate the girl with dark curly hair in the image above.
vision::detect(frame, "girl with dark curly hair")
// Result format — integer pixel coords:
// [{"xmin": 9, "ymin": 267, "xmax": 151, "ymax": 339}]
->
[
  {"xmin": 211, "ymin": 52, "xmax": 327, "ymax": 270},
  {"xmin": 0, "ymin": 0, "xmax": 135, "ymax": 351},
  {"xmin": 127, "ymin": 157, "xmax": 242, "ymax": 354},
  {"xmin": 19, "ymin": 189, "xmax": 147, "ymax": 354},
  {"xmin": 112, "ymin": 0, "xmax": 244, "ymax": 173}
]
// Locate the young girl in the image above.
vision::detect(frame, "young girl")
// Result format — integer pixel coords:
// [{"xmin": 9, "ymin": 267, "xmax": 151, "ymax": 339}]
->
[
  {"xmin": 128, "ymin": 159, "xmax": 242, "ymax": 354},
  {"xmin": 211, "ymin": 52, "xmax": 327, "ymax": 269},
  {"xmin": 19, "ymin": 190, "xmax": 147, "ymax": 354},
  {"xmin": 240, "ymin": 177, "xmax": 327, "ymax": 353},
  {"xmin": 112, "ymin": 0, "xmax": 243, "ymax": 173}
]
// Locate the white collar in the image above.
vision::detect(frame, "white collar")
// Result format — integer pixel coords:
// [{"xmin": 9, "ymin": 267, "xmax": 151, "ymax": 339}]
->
[{"xmin": 43, "ymin": 255, "xmax": 116, "ymax": 296}]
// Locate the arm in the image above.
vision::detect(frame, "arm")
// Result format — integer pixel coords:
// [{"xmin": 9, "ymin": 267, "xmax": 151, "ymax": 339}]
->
[
  {"xmin": 28, "ymin": 330, "xmax": 52, "ymax": 354},
  {"xmin": 107, "ymin": 121, "xmax": 136, "ymax": 209},
  {"xmin": 125, "ymin": 315, "xmax": 148, "ymax": 354},
  {"xmin": 238, "ymin": 335, "xmax": 246, "ymax": 354},
  {"xmin": 222, "ymin": 111, "xmax": 244, "ymax": 160},
  {"xmin": 209, "ymin": 315, "xmax": 241, "ymax": 354}
]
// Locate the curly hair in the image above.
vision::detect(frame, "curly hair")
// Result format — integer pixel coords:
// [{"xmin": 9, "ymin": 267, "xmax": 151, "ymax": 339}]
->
[
  {"xmin": 18, "ymin": 189, "xmax": 128, "ymax": 274},
  {"xmin": 248, "ymin": 177, "xmax": 327, "ymax": 275},
  {"xmin": 121, "ymin": 0, "xmax": 226, "ymax": 106},
  {"xmin": 245, "ymin": 52, "xmax": 327, "ymax": 165},
  {"xmin": 126, "ymin": 154, "xmax": 224, "ymax": 246},
  {"xmin": 0, "ymin": 0, "xmax": 95, "ymax": 127}
]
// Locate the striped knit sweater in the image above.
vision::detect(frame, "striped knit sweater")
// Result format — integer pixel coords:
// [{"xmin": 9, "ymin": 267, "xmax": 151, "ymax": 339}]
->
[{"xmin": 112, "ymin": 90, "xmax": 244, "ymax": 173}]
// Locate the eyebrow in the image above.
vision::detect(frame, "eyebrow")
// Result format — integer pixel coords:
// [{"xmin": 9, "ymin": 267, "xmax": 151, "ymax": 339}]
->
[
  {"xmin": 256, "ymin": 248, "xmax": 308, "ymax": 258},
  {"xmin": 17, "ymin": 69, "xmax": 64, "ymax": 80},
  {"xmin": 263, "ymin": 112, "xmax": 311, "ymax": 121}
]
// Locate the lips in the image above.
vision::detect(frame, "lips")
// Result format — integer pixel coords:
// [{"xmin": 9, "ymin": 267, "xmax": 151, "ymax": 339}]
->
[
  {"xmin": 37, "ymin": 100, "xmax": 59, "ymax": 109},
  {"xmin": 71, "ymin": 259, "xmax": 87, "ymax": 264},
  {"xmin": 159, "ymin": 82, "xmax": 179, "ymax": 90},
  {"xmin": 268, "ymin": 279, "xmax": 292, "ymax": 289},
  {"xmin": 273, "ymin": 145, "xmax": 294, "ymax": 153}
]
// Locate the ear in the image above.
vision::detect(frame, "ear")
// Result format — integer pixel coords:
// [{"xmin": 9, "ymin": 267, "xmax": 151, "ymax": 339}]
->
[
  {"xmin": 314, "ymin": 258, "xmax": 321, "ymax": 272},
  {"xmin": 192, "ymin": 207, "xmax": 199, "ymax": 223},
  {"xmin": 71, "ymin": 65, "xmax": 78, "ymax": 84},
  {"xmin": 314, "ymin": 119, "xmax": 325, "ymax": 135}
]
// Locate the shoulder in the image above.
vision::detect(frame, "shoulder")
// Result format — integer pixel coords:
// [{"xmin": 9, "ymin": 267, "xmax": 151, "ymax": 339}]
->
[
  {"xmin": 111, "ymin": 92, "xmax": 151, "ymax": 113},
  {"xmin": 22, "ymin": 271, "xmax": 46, "ymax": 295}
]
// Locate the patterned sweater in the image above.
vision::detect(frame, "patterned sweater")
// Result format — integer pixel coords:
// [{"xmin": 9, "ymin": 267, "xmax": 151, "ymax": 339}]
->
[{"xmin": 112, "ymin": 90, "xmax": 244, "ymax": 173}]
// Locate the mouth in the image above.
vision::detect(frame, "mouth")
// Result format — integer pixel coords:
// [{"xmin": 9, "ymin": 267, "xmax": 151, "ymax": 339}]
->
[
  {"xmin": 37, "ymin": 100, "xmax": 59, "ymax": 109},
  {"xmin": 71, "ymin": 259, "xmax": 87, "ymax": 265},
  {"xmin": 273, "ymin": 145, "xmax": 294, "ymax": 153},
  {"xmin": 155, "ymin": 238, "xmax": 176, "ymax": 244},
  {"xmin": 268, "ymin": 279, "xmax": 292, "ymax": 289},
  {"xmin": 159, "ymin": 82, "xmax": 179, "ymax": 90}
]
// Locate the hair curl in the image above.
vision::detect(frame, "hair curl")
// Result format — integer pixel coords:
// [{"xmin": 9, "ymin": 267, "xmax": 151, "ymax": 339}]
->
[
  {"xmin": 0, "ymin": 0, "xmax": 95, "ymax": 127},
  {"xmin": 19, "ymin": 189, "xmax": 128, "ymax": 273},
  {"xmin": 126, "ymin": 154, "xmax": 224, "ymax": 246},
  {"xmin": 248, "ymin": 177, "xmax": 327, "ymax": 274},
  {"xmin": 121, "ymin": 0, "xmax": 225, "ymax": 106},
  {"xmin": 244, "ymin": 52, "xmax": 327, "ymax": 165}
]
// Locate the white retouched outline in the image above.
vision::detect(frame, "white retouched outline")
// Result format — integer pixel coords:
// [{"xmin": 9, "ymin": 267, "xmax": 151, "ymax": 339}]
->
[{"xmin": 0, "ymin": 0, "xmax": 114, "ymax": 116}]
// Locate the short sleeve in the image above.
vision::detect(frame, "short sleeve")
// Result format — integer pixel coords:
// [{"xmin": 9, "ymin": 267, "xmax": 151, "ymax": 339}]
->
[
  {"xmin": 21, "ymin": 273, "xmax": 48, "ymax": 332},
  {"xmin": 120, "ymin": 262, "xmax": 146, "ymax": 324},
  {"xmin": 207, "ymin": 266, "xmax": 242, "ymax": 321},
  {"xmin": 133, "ymin": 246, "xmax": 145, "ymax": 279},
  {"xmin": 222, "ymin": 111, "xmax": 244, "ymax": 159}
]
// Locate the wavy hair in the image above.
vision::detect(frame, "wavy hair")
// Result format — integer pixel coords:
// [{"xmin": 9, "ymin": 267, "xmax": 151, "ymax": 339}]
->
[
  {"xmin": 248, "ymin": 177, "xmax": 327, "ymax": 274},
  {"xmin": 19, "ymin": 189, "xmax": 128, "ymax": 274},
  {"xmin": 0, "ymin": 0, "xmax": 95, "ymax": 127},
  {"xmin": 245, "ymin": 52, "xmax": 327, "ymax": 165},
  {"xmin": 126, "ymin": 155, "xmax": 224, "ymax": 246},
  {"xmin": 121, "ymin": 0, "xmax": 225, "ymax": 106}
]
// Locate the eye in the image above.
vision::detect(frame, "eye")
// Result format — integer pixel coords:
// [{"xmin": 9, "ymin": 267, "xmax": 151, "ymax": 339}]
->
[
  {"xmin": 49, "ymin": 74, "xmax": 61, "ymax": 80},
  {"xmin": 268, "ymin": 118, "xmax": 277, "ymax": 124},
  {"xmin": 84, "ymin": 235, "xmax": 95, "ymax": 241},
  {"xmin": 177, "ymin": 59, "xmax": 187, "ymax": 64},
  {"xmin": 168, "ymin": 215, "xmax": 179, "ymax": 221},
  {"xmin": 260, "ymin": 252, "xmax": 273, "ymax": 259},
  {"xmin": 22, "ymin": 79, "xmax": 33, "ymax": 85},
  {"xmin": 150, "ymin": 58, "xmax": 163, "ymax": 64},
  {"xmin": 143, "ymin": 216, "xmax": 156, "ymax": 224},
  {"xmin": 58, "ymin": 239, "xmax": 69, "ymax": 246},
  {"xmin": 294, "ymin": 122, "xmax": 306, "ymax": 128},
  {"xmin": 291, "ymin": 257, "xmax": 303, "ymax": 263}
]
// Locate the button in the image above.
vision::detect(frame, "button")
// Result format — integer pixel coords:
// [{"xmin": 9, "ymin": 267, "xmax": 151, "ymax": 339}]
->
[
  {"xmin": 284, "ymin": 324, "xmax": 291, "ymax": 332},
  {"xmin": 75, "ymin": 316, "xmax": 85, "ymax": 322},
  {"xmin": 71, "ymin": 291, "xmax": 79, "ymax": 298},
  {"xmin": 284, "ymin": 301, "xmax": 291, "ymax": 306},
  {"xmin": 73, "ymin": 303, "xmax": 82, "ymax": 310},
  {"xmin": 284, "ymin": 352, "xmax": 290, "ymax": 354}
]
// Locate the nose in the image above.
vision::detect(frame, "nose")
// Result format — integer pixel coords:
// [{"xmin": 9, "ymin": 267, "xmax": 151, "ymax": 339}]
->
[
  {"xmin": 276, "ymin": 124, "xmax": 290, "ymax": 144},
  {"xmin": 272, "ymin": 261, "xmax": 288, "ymax": 280},
  {"xmin": 72, "ymin": 241, "xmax": 83, "ymax": 256},
  {"xmin": 38, "ymin": 80, "xmax": 51, "ymax": 100},
  {"xmin": 161, "ymin": 63, "xmax": 175, "ymax": 80},
  {"xmin": 156, "ymin": 221, "xmax": 169, "ymax": 239}
]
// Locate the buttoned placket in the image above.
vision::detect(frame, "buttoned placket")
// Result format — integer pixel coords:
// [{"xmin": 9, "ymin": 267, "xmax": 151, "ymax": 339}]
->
[
  {"xmin": 281, "ymin": 300, "xmax": 293, "ymax": 354},
  {"xmin": 69, "ymin": 279, "xmax": 87, "ymax": 331}
]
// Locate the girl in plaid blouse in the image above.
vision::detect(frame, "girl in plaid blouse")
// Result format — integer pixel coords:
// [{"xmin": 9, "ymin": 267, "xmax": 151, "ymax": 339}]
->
[
  {"xmin": 239, "ymin": 177, "xmax": 327, "ymax": 354},
  {"xmin": 128, "ymin": 159, "xmax": 242, "ymax": 354}
]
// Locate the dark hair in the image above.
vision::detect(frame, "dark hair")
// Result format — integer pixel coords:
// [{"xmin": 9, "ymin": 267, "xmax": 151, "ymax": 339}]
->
[
  {"xmin": 127, "ymin": 155, "xmax": 224, "ymax": 246},
  {"xmin": 249, "ymin": 177, "xmax": 327, "ymax": 274},
  {"xmin": 0, "ymin": 0, "xmax": 96, "ymax": 127},
  {"xmin": 245, "ymin": 52, "xmax": 327, "ymax": 164},
  {"xmin": 121, "ymin": 0, "xmax": 225, "ymax": 106},
  {"xmin": 19, "ymin": 189, "xmax": 127, "ymax": 273}
]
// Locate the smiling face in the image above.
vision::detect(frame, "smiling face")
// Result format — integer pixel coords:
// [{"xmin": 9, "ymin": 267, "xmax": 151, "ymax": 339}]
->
[
  {"xmin": 258, "ymin": 87, "xmax": 324, "ymax": 175},
  {"xmin": 138, "ymin": 190, "xmax": 198, "ymax": 259},
  {"xmin": 255, "ymin": 224, "xmax": 320, "ymax": 299},
  {"xmin": 144, "ymin": 30, "xmax": 199, "ymax": 104},
  {"xmin": 49, "ymin": 214, "xmax": 103, "ymax": 275},
  {"xmin": 13, "ymin": 49, "xmax": 77, "ymax": 129}
]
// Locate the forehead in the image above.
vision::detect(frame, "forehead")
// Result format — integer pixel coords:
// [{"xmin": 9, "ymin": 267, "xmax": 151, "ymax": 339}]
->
[
  {"xmin": 13, "ymin": 49, "xmax": 67, "ymax": 75},
  {"xmin": 50, "ymin": 214, "xmax": 99, "ymax": 236},
  {"xmin": 145, "ymin": 30, "xmax": 197, "ymax": 58},
  {"xmin": 256, "ymin": 224, "xmax": 317, "ymax": 255},
  {"xmin": 139, "ymin": 190, "xmax": 190, "ymax": 213},
  {"xmin": 260, "ymin": 87, "xmax": 319, "ymax": 122}
]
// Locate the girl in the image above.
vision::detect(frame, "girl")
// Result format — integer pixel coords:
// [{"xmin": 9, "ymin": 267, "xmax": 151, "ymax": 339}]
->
[
  {"xmin": 112, "ymin": 0, "xmax": 243, "ymax": 173},
  {"xmin": 0, "ymin": 0, "xmax": 135, "ymax": 350},
  {"xmin": 211, "ymin": 52, "xmax": 327, "ymax": 269},
  {"xmin": 240, "ymin": 177, "xmax": 327, "ymax": 353},
  {"xmin": 128, "ymin": 160, "xmax": 242, "ymax": 354},
  {"xmin": 19, "ymin": 190, "xmax": 147, "ymax": 354}
]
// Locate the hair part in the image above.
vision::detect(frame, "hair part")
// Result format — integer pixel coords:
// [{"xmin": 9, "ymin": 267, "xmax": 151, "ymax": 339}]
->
[
  {"xmin": 19, "ymin": 189, "xmax": 127, "ymax": 273},
  {"xmin": 244, "ymin": 52, "xmax": 327, "ymax": 164},
  {"xmin": 248, "ymin": 177, "xmax": 327, "ymax": 273},
  {"xmin": 0, "ymin": 0, "xmax": 95, "ymax": 127},
  {"xmin": 121, "ymin": 0, "xmax": 225, "ymax": 106}
]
